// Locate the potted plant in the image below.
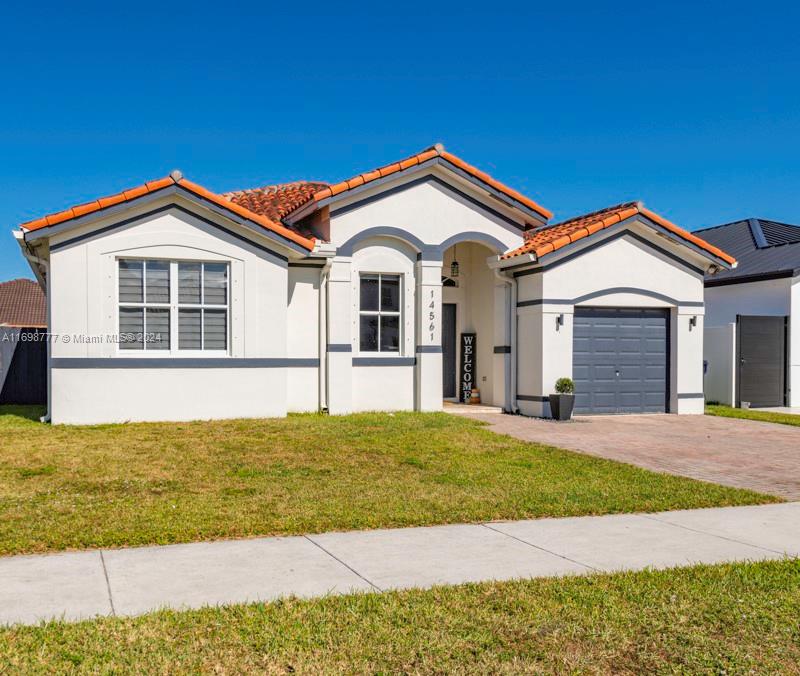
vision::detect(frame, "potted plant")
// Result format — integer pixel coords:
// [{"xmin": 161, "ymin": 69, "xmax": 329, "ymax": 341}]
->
[{"xmin": 549, "ymin": 377, "xmax": 575, "ymax": 421}]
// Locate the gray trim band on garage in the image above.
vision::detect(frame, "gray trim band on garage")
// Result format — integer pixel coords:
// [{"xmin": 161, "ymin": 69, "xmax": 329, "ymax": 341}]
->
[
  {"xmin": 493, "ymin": 345, "xmax": 511, "ymax": 353},
  {"xmin": 326, "ymin": 344, "xmax": 352, "ymax": 353},
  {"xmin": 51, "ymin": 357, "xmax": 319, "ymax": 369},
  {"xmin": 677, "ymin": 393, "xmax": 705, "ymax": 399},
  {"xmin": 512, "ymin": 228, "xmax": 708, "ymax": 279},
  {"xmin": 516, "ymin": 394, "xmax": 549, "ymax": 402},
  {"xmin": 352, "ymin": 357, "xmax": 416, "ymax": 367},
  {"xmin": 48, "ymin": 203, "xmax": 290, "ymax": 265},
  {"xmin": 517, "ymin": 287, "xmax": 704, "ymax": 308},
  {"xmin": 416, "ymin": 345, "xmax": 442, "ymax": 353}
]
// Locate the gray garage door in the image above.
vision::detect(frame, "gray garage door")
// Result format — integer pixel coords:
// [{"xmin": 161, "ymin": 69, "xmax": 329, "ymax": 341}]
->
[{"xmin": 573, "ymin": 308, "xmax": 669, "ymax": 414}]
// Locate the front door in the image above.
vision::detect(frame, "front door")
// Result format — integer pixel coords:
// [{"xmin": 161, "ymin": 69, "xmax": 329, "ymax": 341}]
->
[{"xmin": 442, "ymin": 303, "xmax": 457, "ymax": 398}]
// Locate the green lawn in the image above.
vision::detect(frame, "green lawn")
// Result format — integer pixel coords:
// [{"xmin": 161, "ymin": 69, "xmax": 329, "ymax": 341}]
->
[
  {"xmin": 0, "ymin": 405, "xmax": 776, "ymax": 556},
  {"xmin": 707, "ymin": 404, "xmax": 800, "ymax": 428},
  {"xmin": 2, "ymin": 559, "xmax": 798, "ymax": 673}
]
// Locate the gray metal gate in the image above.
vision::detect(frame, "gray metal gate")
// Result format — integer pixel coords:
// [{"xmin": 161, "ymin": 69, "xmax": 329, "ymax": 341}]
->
[
  {"xmin": 737, "ymin": 315, "xmax": 787, "ymax": 408},
  {"xmin": 573, "ymin": 307, "xmax": 669, "ymax": 414}
]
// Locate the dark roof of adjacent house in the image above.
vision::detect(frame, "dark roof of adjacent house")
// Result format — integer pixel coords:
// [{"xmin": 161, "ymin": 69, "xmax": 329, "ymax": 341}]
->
[
  {"xmin": 502, "ymin": 201, "xmax": 736, "ymax": 265},
  {"xmin": 695, "ymin": 218, "xmax": 800, "ymax": 285},
  {"xmin": 0, "ymin": 279, "xmax": 46, "ymax": 328}
]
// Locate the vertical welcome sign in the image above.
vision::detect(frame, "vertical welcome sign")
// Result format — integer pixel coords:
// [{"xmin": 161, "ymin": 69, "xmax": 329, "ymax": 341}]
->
[{"xmin": 460, "ymin": 333, "xmax": 476, "ymax": 403}]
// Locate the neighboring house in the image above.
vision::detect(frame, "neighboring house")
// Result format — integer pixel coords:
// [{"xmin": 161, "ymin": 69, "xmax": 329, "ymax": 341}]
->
[
  {"xmin": 698, "ymin": 218, "xmax": 800, "ymax": 408},
  {"xmin": 0, "ymin": 278, "xmax": 47, "ymax": 405},
  {"xmin": 13, "ymin": 144, "xmax": 735, "ymax": 424}
]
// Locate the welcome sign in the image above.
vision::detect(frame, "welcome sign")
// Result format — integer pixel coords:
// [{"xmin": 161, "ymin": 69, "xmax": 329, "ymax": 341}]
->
[{"xmin": 460, "ymin": 333, "xmax": 476, "ymax": 403}]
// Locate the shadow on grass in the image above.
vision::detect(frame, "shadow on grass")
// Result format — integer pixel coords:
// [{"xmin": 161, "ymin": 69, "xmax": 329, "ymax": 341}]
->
[{"xmin": 0, "ymin": 405, "xmax": 46, "ymax": 425}]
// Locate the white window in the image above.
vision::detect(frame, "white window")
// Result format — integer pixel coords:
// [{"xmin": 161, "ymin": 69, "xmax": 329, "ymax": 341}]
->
[
  {"xmin": 118, "ymin": 259, "xmax": 228, "ymax": 352},
  {"xmin": 359, "ymin": 274, "xmax": 400, "ymax": 352}
]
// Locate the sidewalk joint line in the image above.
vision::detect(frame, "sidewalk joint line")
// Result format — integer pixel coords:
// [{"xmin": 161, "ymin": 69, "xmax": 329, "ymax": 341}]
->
[
  {"xmin": 480, "ymin": 523, "xmax": 598, "ymax": 572},
  {"xmin": 303, "ymin": 536, "xmax": 383, "ymax": 592},
  {"xmin": 641, "ymin": 514, "xmax": 786, "ymax": 556},
  {"xmin": 99, "ymin": 550, "xmax": 116, "ymax": 617}
]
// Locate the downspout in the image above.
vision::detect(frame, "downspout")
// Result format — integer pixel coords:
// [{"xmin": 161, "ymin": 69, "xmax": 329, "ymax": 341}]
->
[
  {"xmin": 494, "ymin": 267, "xmax": 518, "ymax": 414},
  {"xmin": 14, "ymin": 231, "xmax": 51, "ymax": 423},
  {"xmin": 318, "ymin": 259, "xmax": 332, "ymax": 412}
]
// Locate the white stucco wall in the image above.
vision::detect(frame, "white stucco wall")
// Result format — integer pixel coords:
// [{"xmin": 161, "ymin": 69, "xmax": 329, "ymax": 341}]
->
[
  {"xmin": 47, "ymin": 196, "xmax": 297, "ymax": 423},
  {"xmin": 703, "ymin": 324, "xmax": 736, "ymax": 405},
  {"xmin": 704, "ymin": 277, "xmax": 797, "ymax": 407},
  {"xmin": 515, "ymin": 224, "xmax": 707, "ymax": 416},
  {"xmin": 287, "ymin": 265, "xmax": 321, "ymax": 412}
]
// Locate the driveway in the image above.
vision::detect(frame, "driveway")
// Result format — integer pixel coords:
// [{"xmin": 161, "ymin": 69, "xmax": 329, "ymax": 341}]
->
[{"xmin": 453, "ymin": 408, "xmax": 800, "ymax": 499}]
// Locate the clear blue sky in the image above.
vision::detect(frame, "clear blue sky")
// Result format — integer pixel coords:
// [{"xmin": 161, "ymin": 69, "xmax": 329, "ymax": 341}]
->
[{"xmin": 2, "ymin": 1, "xmax": 799, "ymax": 280}]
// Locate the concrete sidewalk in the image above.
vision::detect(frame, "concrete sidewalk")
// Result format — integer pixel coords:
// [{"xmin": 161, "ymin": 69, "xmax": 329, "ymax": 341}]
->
[{"xmin": 2, "ymin": 502, "xmax": 799, "ymax": 626}]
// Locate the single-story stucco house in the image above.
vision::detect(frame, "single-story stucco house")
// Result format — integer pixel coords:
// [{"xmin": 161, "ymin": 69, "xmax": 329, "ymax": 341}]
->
[
  {"xmin": 14, "ymin": 144, "xmax": 736, "ymax": 424},
  {"xmin": 700, "ymin": 218, "xmax": 799, "ymax": 408}
]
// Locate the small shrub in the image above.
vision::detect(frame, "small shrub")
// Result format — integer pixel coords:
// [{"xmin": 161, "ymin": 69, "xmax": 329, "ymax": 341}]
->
[{"xmin": 554, "ymin": 378, "xmax": 574, "ymax": 394}]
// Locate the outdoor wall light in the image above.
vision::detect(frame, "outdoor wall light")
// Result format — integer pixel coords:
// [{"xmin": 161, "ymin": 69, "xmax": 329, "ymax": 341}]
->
[
  {"xmin": 556, "ymin": 313, "xmax": 564, "ymax": 330},
  {"xmin": 689, "ymin": 316, "xmax": 697, "ymax": 330},
  {"xmin": 450, "ymin": 244, "xmax": 460, "ymax": 278}
]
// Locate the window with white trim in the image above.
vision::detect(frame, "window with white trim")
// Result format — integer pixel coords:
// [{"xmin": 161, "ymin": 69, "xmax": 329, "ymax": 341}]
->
[
  {"xmin": 359, "ymin": 274, "xmax": 400, "ymax": 352},
  {"xmin": 118, "ymin": 259, "xmax": 229, "ymax": 352}
]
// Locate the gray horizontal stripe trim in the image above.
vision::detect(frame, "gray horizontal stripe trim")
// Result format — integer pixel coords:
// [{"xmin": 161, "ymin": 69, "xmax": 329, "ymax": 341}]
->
[
  {"xmin": 288, "ymin": 261, "xmax": 327, "ymax": 268},
  {"xmin": 517, "ymin": 288, "xmax": 704, "ymax": 308},
  {"xmin": 327, "ymin": 344, "xmax": 352, "ymax": 353},
  {"xmin": 516, "ymin": 394, "xmax": 549, "ymax": 402},
  {"xmin": 416, "ymin": 345, "xmax": 442, "ymax": 353},
  {"xmin": 51, "ymin": 357, "xmax": 319, "ymax": 369},
  {"xmin": 677, "ymin": 393, "xmax": 705, "ymax": 399},
  {"xmin": 493, "ymin": 345, "xmax": 511, "ymax": 353},
  {"xmin": 352, "ymin": 357, "xmax": 416, "ymax": 367}
]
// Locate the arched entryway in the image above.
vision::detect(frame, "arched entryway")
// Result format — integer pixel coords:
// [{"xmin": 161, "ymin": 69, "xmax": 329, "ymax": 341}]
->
[{"xmin": 440, "ymin": 241, "xmax": 500, "ymax": 405}]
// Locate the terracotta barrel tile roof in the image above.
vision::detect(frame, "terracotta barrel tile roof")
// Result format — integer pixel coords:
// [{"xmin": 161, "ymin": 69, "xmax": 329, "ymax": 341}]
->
[
  {"xmin": 0, "ymin": 279, "xmax": 46, "ymax": 328},
  {"xmin": 308, "ymin": 144, "xmax": 552, "ymax": 220},
  {"xmin": 18, "ymin": 174, "xmax": 316, "ymax": 251},
  {"xmin": 223, "ymin": 181, "xmax": 329, "ymax": 222},
  {"xmin": 502, "ymin": 201, "xmax": 737, "ymax": 265}
]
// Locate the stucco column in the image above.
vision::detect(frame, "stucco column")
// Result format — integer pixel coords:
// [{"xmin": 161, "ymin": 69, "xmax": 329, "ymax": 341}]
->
[
  {"xmin": 326, "ymin": 258, "xmax": 353, "ymax": 415},
  {"xmin": 673, "ymin": 306, "xmax": 705, "ymax": 414},
  {"xmin": 492, "ymin": 282, "xmax": 511, "ymax": 409},
  {"xmin": 415, "ymin": 259, "xmax": 443, "ymax": 411}
]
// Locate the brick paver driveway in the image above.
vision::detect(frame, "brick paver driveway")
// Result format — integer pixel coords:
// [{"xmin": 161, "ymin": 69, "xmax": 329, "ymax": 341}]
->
[{"xmin": 455, "ymin": 408, "xmax": 800, "ymax": 499}]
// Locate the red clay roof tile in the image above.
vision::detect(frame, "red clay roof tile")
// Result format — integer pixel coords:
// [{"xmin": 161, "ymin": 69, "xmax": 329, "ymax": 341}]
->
[
  {"xmin": 19, "ymin": 175, "xmax": 317, "ymax": 251},
  {"xmin": 304, "ymin": 145, "xmax": 552, "ymax": 221},
  {"xmin": 501, "ymin": 201, "xmax": 736, "ymax": 265},
  {"xmin": 0, "ymin": 279, "xmax": 46, "ymax": 328}
]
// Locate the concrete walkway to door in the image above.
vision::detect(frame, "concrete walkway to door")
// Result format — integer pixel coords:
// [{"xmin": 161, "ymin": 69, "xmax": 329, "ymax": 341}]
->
[
  {"xmin": 452, "ymin": 406, "xmax": 800, "ymax": 499},
  {"xmin": 1, "ymin": 502, "xmax": 798, "ymax": 627}
]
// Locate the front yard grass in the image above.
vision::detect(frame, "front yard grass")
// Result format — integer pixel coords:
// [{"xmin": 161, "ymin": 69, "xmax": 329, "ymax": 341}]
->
[
  {"xmin": 1, "ymin": 559, "xmax": 798, "ymax": 673},
  {"xmin": 0, "ymin": 405, "xmax": 777, "ymax": 556},
  {"xmin": 706, "ymin": 404, "xmax": 800, "ymax": 427}
]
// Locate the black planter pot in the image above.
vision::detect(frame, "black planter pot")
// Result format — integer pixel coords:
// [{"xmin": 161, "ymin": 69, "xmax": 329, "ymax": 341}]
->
[{"xmin": 549, "ymin": 394, "xmax": 575, "ymax": 421}]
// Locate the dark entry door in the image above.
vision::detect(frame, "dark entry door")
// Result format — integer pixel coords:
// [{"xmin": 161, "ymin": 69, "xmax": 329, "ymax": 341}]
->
[
  {"xmin": 573, "ymin": 307, "xmax": 669, "ymax": 414},
  {"xmin": 737, "ymin": 315, "xmax": 786, "ymax": 407},
  {"xmin": 442, "ymin": 303, "xmax": 457, "ymax": 398}
]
